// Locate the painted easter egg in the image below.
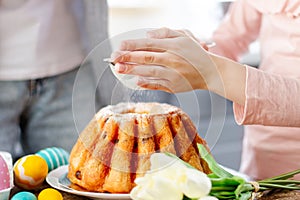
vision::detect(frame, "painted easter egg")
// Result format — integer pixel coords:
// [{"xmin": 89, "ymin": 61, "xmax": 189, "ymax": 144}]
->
[
  {"xmin": 38, "ymin": 188, "xmax": 63, "ymax": 200},
  {"xmin": 0, "ymin": 155, "xmax": 10, "ymax": 190},
  {"xmin": 11, "ymin": 191, "xmax": 37, "ymax": 200},
  {"xmin": 36, "ymin": 147, "xmax": 69, "ymax": 171},
  {"xmin": 13, "ymin": 155, "xmax": 48, "ymax": 190}
]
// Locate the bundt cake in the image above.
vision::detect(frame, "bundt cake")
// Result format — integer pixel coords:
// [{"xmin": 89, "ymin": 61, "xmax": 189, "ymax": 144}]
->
[{"xmin": 68, "ymin": 102, "xmax": 211, "ymax": 193}]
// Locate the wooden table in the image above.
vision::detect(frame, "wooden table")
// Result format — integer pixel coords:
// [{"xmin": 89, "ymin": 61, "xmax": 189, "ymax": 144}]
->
[
  {"xmin": 10, "ymin": 183, "xmax": 300, "ymax": 200},
  {"xmin": 256, "ymin": 190, "xmax": 300, "ymax": 200}
]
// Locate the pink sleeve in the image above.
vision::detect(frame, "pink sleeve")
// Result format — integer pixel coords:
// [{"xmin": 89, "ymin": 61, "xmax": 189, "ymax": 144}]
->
[
  {"xmin": 211, "ymin": 0, "xmax": 261, "ymax": 61},
  {"xmin": 233, "ymin": 66, "xmax": 300, "ymax": 127}
]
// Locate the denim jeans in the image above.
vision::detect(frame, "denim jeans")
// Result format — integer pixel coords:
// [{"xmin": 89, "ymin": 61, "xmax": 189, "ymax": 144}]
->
[{"xmin": 0, "ymin": 66, "xmax": 97, "ymax": 158}]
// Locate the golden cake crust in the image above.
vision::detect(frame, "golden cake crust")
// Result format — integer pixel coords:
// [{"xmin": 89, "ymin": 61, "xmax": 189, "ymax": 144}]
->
[{"xmin": 68, "ymin": 102, "xmax": 211, "ymax": 193}]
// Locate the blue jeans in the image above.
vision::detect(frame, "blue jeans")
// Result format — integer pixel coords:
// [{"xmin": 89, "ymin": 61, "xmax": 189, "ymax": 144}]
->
[{"xmin": 0, "ymin": 66, "xmax": 97, "ymax": 158}]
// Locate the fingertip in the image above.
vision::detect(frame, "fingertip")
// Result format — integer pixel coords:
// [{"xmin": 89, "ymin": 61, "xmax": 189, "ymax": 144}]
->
[
  {"xmin": 137, "ymin": 78, "xmax": 160, "ymax": 91},
  {"xmin": 111, "ymin": 51, "xmax": 129, "ymax": 63},
  {"xmin": 137, "ymin": 77, "xmax": 151, "ymax": 89},
  {"xmin": 200, "ymin": 43, "xmax": 209, "ymax": 51},
  {"xmin": 115, "ymin": 63, "xmax": 127, "ymax": 73}
]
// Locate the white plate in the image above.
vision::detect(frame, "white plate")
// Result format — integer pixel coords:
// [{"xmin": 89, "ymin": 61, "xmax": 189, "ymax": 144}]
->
[{"xmin": 46, "ymin": 165, "xmax": 131, "ymax": 200}]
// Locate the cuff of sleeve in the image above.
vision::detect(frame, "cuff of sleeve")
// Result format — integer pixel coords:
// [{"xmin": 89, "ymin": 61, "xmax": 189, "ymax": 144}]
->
[
  {"xmin": 233, "ymin": 65, "xmax": 300, "ymax": 127},
  {"xmin": 233, "ymin": 65, "xmax": 255, "ymax": 125}
]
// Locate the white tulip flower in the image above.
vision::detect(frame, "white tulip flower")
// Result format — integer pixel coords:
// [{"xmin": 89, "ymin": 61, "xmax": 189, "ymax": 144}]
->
[
  {"xmin": 130, "ymin": 153, "xmax": 218, "ymax": 200},
  {"xmin": 180, "ymin": 168, "xmax": 211, "ymax": 198}
]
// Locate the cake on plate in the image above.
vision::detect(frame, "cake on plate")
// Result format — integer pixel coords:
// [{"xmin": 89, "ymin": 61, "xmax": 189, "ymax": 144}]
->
[{"xmin": 68, "ymin": 102, "xmax": 211, "ymax": 193}]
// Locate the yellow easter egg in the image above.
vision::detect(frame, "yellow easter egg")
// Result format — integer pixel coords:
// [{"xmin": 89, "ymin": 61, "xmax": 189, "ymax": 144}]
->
[
  {"xmin": 13, "ymin": 155, "xmax": 48, "ymax": 190},
  {"xmin": 38, "ymin": 188, "xmax": 63, "ymax": 200}
]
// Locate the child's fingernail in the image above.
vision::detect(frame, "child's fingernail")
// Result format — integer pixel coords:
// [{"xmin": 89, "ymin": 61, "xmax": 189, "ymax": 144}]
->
[{"xmin": 115, "ymin": 64, "xmax": 126, "ymax": 73}]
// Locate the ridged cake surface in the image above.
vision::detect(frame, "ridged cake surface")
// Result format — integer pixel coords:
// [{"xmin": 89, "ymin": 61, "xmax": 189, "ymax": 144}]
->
[{"xmin": 68, "ymin": 102, "xmax": 211, "ymax": 193}]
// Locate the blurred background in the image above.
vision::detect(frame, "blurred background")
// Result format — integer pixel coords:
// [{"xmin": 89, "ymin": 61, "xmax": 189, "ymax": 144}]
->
[{"xmin": 107, "ymin": 0, "xmax": 260, "ymax": 171}]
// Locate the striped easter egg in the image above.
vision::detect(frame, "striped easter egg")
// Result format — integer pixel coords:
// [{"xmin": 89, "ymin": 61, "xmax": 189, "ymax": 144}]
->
[{"xmin": 36, "ymin": 147, "xmax": 69, "ymax": 171}]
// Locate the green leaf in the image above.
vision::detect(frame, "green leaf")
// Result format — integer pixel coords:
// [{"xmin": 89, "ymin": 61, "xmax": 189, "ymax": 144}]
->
[
  {"xmin": 258, "ymin": 183, "xmax": 300, "ymax": 190},
  {"xmin": 210, "ymin": 186, "xmax": 237, "ymax": 191},
  {"xmin": 210, "ymin": 191, "xmax": 236, "ymax": 199},
  {"xmin": 260, "ymin": 169, "xmax": 300, "ymax": 181},
  {"xmin": 211, "ymin": 176, "xmax": 245, "ymax": 187},
  {"xmin": 208, "ymin": 173, "xmax": 219, "ymax": 178},
  {"xmin": 198, "ymin": 144, "xmax": 233, "ymax": 178},
  {"xmin": 258, "ymin": 179, "xmax": 300, "ymax": 186},
  {"xmin": 234, "ymin": 183, "xmax": 253, "ymax": 198},
  {"xmin": 239, "ymin": 191, "xmax": 252, "ymax": 200}
]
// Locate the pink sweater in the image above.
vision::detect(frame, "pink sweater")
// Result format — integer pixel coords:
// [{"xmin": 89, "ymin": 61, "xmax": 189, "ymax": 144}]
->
[{"xmin": 212, "ymin": 0, "xmax": 300, "ymax": 180}]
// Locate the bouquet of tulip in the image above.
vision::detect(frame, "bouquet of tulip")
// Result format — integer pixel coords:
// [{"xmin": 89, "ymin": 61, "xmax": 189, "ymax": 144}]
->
[
  {"xmin": 130, "ymin": 144, "xmax": 300, "ymax": 200},
  {"xmin": 197, "ymin": 144, "xmax": 300, "ymax": 199}
]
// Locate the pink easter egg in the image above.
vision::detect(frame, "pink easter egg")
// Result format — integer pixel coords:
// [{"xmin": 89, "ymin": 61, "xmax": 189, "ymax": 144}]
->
[{"xmin": 0, "ymin": 155, "xmax": 10, "ymax": 190}]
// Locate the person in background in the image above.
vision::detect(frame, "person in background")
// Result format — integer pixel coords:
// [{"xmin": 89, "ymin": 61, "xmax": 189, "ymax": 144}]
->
[
  {"xmin": 0, "ymin": 0, "xmax": 173, "ymax": 159},
  {"xmin": 0, "ymin": 0, "xmax": 113, "ymax": 159},
  {"xmin": 111, "ymin": 25, "xmax": 300, "ymax": 179},
  {"xmin": 115, "ymin": 0, "xmax": 300, "ymax": 181},
  {"xmin": 207, "ymin": 0, "xmax": 300, "ymax": 181}
]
